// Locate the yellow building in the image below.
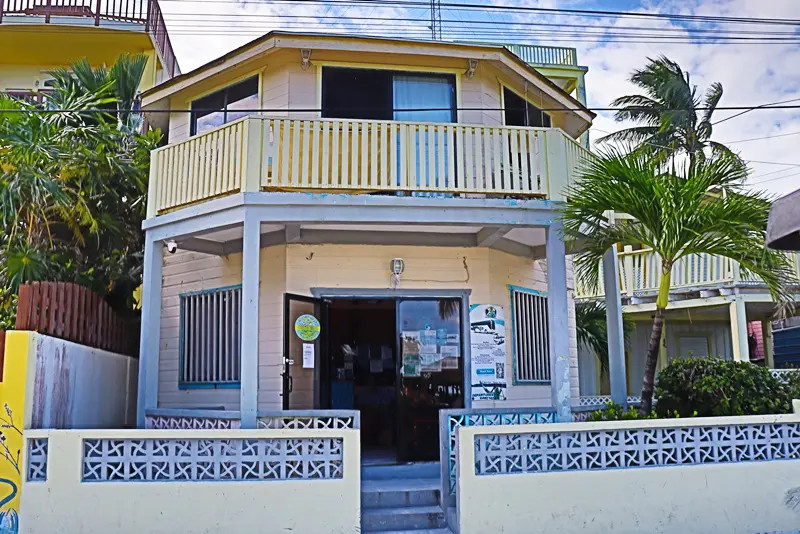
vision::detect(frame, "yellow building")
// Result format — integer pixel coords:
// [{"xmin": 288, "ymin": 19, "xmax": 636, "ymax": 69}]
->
[{"xmin": 0, "ymin": 0, "xmax": 178, "ymax": 99}]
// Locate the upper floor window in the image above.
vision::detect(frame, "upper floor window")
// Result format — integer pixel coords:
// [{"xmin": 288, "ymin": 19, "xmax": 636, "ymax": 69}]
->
[
  {"xmin": 503, "ymin": 87, "xmax": 551, "ymax": 128},
  {"xmin": 190, "ymin": 76, "xmax": 258, "ymax": 136},
  {"xmin": 321, "ymin": 67, "xmax": 456, "ymax": 123}
]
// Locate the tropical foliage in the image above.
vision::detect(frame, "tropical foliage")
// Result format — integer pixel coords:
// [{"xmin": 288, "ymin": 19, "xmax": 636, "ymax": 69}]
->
[
  {"xmin": 598, "ymin": 55, "xmax": 739, "ymax": 165},
  {"xmin": 0, "ymin": 54, "xmax": 160, "ymax": 324},
  {"xmin": 575, "ymin": 300, "xmax": 632, "ymax": 376},
  {"xmin": 563, "ymin": 149, "xmax": 795, "ymax": 414},
  {"xmin": 655, "ymin": 358, "xmax": 794, "ymax": 417}
]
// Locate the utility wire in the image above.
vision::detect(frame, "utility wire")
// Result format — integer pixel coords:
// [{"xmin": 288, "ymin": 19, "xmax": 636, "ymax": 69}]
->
[
  {"xmin": 712, "ymin": 97, "xmax": 800, "ymax": 126},
  {"xmin": 152, "ymin": 0, "xmax": 800, "ymax": 27},
  {"xmin": 721, "ymin": 130, "xmax": 800, "ymax": 144},
  {"xmin": 9, "ymin": 105, "xmax": 800, "ymax": 113}
]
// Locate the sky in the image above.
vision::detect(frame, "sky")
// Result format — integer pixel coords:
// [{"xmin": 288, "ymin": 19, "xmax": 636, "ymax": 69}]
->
[{"xmin": 159, "ymin": 0, "xmax": 800, "ymax": 198}]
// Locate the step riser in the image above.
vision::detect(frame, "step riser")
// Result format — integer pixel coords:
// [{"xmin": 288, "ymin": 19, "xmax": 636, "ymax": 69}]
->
[
  {"xmin": 362, "ymin": 489, "xmax": 439, "ymax": 509},
  {"xmin": 362, "ymin": 511, "xmax": 446, "ymax": 532},
  {"xmin": 362, "ymin": 463, "xmax": 441, "ymax": 480}
]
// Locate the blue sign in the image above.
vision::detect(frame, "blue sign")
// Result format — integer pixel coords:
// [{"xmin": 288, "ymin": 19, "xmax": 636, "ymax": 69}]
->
[{"xmin": 476, "ymin": 368, "xmax": 495, "ymax": 376}]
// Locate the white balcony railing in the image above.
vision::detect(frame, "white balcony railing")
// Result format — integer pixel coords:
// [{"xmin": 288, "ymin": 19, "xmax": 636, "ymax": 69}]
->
[
  {"xmin": 147, "ymin": 115, "xmax": 589, "ymax": 217},
  {"xmin": 575, "ymin": 246, "xmax": 800, "ymax": 299}
]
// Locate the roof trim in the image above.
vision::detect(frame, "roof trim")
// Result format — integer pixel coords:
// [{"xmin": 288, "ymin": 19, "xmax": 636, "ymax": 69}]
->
[{"xmin": 141, "ymin": 31, "xmax": 594, "ymax": 122}]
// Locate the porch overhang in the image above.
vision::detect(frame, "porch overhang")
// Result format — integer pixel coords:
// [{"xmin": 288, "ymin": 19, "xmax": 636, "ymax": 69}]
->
[{"xmin": 142, "ymin": 192, "xmax": 561, "ymax": 260}]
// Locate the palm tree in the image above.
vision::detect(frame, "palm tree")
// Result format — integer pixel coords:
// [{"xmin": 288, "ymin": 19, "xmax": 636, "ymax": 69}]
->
[
  {"xmin": 0, "ymin": 54, "xmax": 159, "ymax": 320},
  {"xmin": 598, "ymin": 56, "xmax": 739, "ymax": 165},
  {"xmin": 575, "ymin": 300, "xmax": 631, "ymax": 376},
  {"xmin": 563, "ymin": 150, "xmax": 796, "ymax": 414}
]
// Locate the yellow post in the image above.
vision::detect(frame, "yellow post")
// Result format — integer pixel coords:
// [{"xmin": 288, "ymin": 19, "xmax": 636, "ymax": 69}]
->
[
  {"xmin": 762, "ymin": 319, "xmax": 775, "ymax": 369},
  {"xmin": 0, "ymin": 331, "xmax": 36, "ymax": 530},
  {"xmin": 544, "ymin": 129, "xmax": 568, "ymax": 202},
  {"xmin": 145, "ymin": 149, "xmax": 160, "ymax": 219},
  {"xmin": 241, "ymin": 117, "xmax": 264, "ymax": 193}
]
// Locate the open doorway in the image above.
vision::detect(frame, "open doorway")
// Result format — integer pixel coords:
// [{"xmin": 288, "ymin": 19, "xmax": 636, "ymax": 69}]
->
[
  {"xmin": 328, "ymin": 299, "xmax": 398, "ymax": 464},
  {"xmin": 284, "ymin": 295, "xmax": 466, "ymax": 464}
]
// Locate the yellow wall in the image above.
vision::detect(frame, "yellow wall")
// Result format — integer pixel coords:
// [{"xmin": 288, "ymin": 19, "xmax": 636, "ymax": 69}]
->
[
  {"xmin": 165, "ymin": 47, "xmax": 577, "ymax": 145},
  {"xmin": 457, "ymin": 415, "xmax": 800, "ymax": 534},
  {"xmin": 0, "ymin": 332, "xmax": 36, "ymax": 532},
  {"xmin": 20, "ymin": 428, "xmax": 361, "ymax": 534},
  {"xmin": 0, "ymin": 26, "xmax": 161, "ymax": 92},
  {"xmin": 157, "ymin": 244, "xmax": 580, "ymax": 412}
]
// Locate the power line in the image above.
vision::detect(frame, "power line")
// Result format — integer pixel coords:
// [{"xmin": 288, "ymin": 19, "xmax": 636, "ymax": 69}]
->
[
  {"xmin": 591, "ymin": 127, "xmax": 800, "ymax": 174},
  {"xmin": 750, "ymin": 170, "xmax": 800, "ymax": 185},
  {"xmin": 153, "ymin": 0, "xmax": 800, "ymax": 27},
  {"xmin": 721, "ymin": 130, "xmax": 800, "ymax": 144},
  {"xmin": 8, "ymin": 104, "xmax": 800, "ymax": 114},
  {"xmin": 712, "ymin": 97, "xmax": 800, "ymax": 125}
]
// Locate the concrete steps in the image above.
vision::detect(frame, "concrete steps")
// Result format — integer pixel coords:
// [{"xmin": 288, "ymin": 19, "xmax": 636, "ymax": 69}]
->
[{"xmin": 361, "ymin": 463, "xmax": 451, "ymax": 533}]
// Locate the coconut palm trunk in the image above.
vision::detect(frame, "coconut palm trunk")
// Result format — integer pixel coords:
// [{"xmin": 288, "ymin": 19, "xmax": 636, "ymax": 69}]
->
[{"xmin": 640, "ymin": 267, "xmax": 671, "ymax": 413}]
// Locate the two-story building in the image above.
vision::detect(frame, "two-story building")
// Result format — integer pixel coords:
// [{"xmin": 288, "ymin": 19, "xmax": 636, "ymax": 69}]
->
[
  {"xmin": 136, "ymin": 31, "xmax": 596, "ymax": 463},
  {"xmin": 0, "ymin": 0, "xmax": 178, "ymax": 99}
]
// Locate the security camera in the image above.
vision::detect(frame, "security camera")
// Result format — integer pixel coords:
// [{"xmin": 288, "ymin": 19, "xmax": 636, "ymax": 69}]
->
[{"xmin": 165, "ymin": 240, "xmax": 178, "ymax": 254}]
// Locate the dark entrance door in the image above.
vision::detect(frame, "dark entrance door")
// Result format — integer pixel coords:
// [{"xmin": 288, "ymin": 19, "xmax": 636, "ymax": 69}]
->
[
  {"xmin": 283, "ymin": 294, "xmax": 329, "ymax": 410},
  {"xmin": 396, "ymin": 298, "xmax": 464, "ymax": 462}
]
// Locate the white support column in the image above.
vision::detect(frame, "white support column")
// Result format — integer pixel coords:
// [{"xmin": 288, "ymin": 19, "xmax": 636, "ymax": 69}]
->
[
  {"xmin": 602, "ymin": 248, "xmax": 627, "ymax": 406},
  {"xmin": 763, "ymin": 319, "xmax": 775, "ymax": 369},
  {"xmin": 136, "ymin": 234, "xmax": 163, "ymax": 428},
  {"xmin": 576, "ymin": 72, "xmax": 589, "ymax": 149},
  {"xmin": 546, "ymin": 220, "xmax": 572, "ymax": 421},
  {"xmin": 240, "ymin": 214, "xmax": 261, "ymax": 429},
  {"xmin": 730, "ymin": 296, "xmax": 749, "ymax": 362}
]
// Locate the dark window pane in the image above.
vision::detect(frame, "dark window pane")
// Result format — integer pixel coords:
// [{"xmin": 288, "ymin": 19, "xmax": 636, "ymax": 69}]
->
[
  {"xmin": 190, "ymin": 76, "xmax": 258, "ymax": 135},
  {"xmin": 503, "ymin": 87, "xmax": 551, "ymax": 128},
  {"xmin": 322, "ymin": 67, "xmax": 392, "ymax": 120}
]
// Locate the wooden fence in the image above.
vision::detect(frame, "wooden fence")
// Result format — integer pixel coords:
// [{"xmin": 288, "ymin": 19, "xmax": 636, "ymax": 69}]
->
[{"xmin": 15, "ymin": 282, "xmax": 139, "ymax": 356}]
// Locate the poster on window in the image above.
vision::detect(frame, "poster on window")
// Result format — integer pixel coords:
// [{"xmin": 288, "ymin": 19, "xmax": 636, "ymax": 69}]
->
[{"xmin": 469, "ymin": 304, "xmax": 507, "ymax": 401}]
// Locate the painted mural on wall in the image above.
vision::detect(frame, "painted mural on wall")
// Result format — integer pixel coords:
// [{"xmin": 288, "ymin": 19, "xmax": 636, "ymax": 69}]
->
[
  {"xmin": 0, "ymin": 332, "xmax": 33, "ymax": 534},
  {"xmin": 469, "ymin": 304, "xmax": 507, "ymax": 401}
]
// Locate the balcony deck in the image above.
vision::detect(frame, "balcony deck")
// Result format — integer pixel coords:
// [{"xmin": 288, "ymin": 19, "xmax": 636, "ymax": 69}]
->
[
  {"xmin": 575, "ymin": 246, "xmax": 800, "ymax": 300},
  {"xmin": 0, "ymin": 0, "xmax": 177, "ymax": 77},
  {"xmin": 147, "ymin": 115, "xmax": 590, "ymax": 217}
]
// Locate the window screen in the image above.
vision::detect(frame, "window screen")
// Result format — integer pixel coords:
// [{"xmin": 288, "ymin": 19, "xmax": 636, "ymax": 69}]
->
[
  {"xmin": 180, "ymin": 286, "xmax": 242, "ymax": 386},
  {"xmin": 677, "ymin": 336, "xmax": 710, "ymax": 360},
  {"xmin": 190, "ymin": 76, "xmax": 259, "ymax": 135},
  {"xmin": 511, "ymin": 288, "xmax": 550, "ymax": 382}
]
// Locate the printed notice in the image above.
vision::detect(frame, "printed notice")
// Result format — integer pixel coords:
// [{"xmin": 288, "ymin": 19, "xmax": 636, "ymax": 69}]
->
[
  {"xmin": 440, "ymin": 345, "xmax": 459, "ymax": 369},
  {"xmin": 469, "ymin": 304, "xmax": 507, "ymax": 401},
  {"xmin": 302, "ymin": 343, "xmax": 315, "ymax": 369}
]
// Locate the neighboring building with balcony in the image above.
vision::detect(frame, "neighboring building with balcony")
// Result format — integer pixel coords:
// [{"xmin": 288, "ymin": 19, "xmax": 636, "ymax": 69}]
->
[
  {"xmin": 575, "ymin": 244, "xmax": 800, "ymax": 398},
  {"xmin": 0, "ymin": 0, "xmax": 178, "ymax": 100},
  {"xmin": 137, "ymin": 32, "xmax": 594, "ymax": 463}
]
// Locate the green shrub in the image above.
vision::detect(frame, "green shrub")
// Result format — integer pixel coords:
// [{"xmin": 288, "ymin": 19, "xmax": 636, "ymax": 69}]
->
[
  {"xmin": 586, "ymin": 402, "xmax": 656, "ymax": 421},
  {"xmin": 654, "ymin": 358, "xmax": 791, "ymax": 418}
]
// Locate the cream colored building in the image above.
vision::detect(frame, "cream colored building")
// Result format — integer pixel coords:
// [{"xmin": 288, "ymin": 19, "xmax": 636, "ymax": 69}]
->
[
  {"xmin": 138, "ymin": 31, "xmax": 597, "ymax": 463},
  {"xmin": 0, "ymin": 0, "xmax": 178, "ymax": 100}
]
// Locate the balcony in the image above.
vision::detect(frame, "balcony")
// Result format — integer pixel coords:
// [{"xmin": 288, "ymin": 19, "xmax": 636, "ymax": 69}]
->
[
  {"xmin": 0, "ymin": 0, "xmax": 177, "ymax": 77},
  {"xmin": 504, "ymin": 44, "xmax": 578, "ymax": 67},
  {"xmin": 147, "ymin": 115, "xmax": 590, "ymax": 217},
  {"xmin": 575, "ymin": 246, "xmax": 800, "ymax": 299}
]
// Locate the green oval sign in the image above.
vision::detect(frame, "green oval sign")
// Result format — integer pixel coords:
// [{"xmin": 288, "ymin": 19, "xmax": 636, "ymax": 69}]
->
[{"xmin": 294, "ymin": 314, "xmax": 321, "ymax": 341}]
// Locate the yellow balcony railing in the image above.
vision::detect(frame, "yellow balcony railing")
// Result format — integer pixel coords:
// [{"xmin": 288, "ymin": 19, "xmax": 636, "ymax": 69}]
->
[
  {"xmin": 575, "ymin": 246, "xmax": 800, "ymax": 299},
  {"xmin": 147, "ymin": 115, "xmax": 589, "ymax": 217}
]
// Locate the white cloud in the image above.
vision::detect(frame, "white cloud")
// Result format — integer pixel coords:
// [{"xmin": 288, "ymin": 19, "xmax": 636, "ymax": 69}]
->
[{"xmin": 162, "ymin": 0, "xmax": 800, "ymax": 197}]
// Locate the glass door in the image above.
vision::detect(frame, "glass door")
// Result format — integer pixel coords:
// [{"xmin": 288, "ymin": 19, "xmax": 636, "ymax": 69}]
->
[
  {"xmin": 283, "ymin": 294, "xmax": 329, "ymax": 410},
  {"xmin": 396, "ymin": 298, "xmax": 464, "ymax": 462}
]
